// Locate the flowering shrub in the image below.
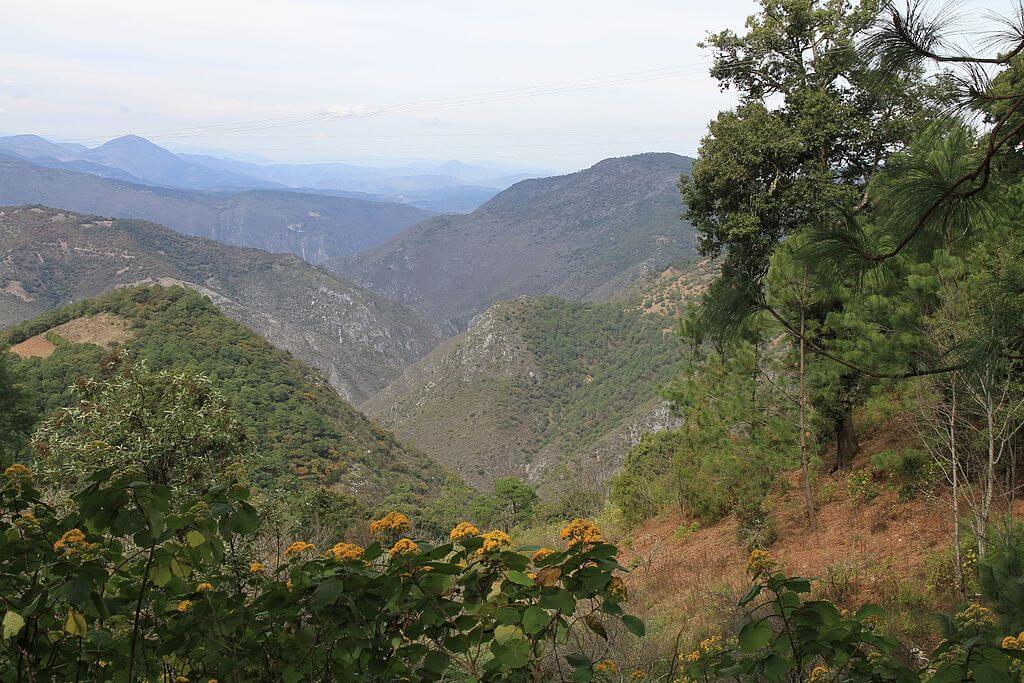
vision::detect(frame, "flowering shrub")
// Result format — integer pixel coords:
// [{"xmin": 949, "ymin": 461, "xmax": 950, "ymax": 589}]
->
[
  {"xmin": 0, "ymin": 464, "xmax": 643, "ymax": 681},
  {"xmin": 675, "ymin": 550, "xmax": 1024, "ymax": 682}
]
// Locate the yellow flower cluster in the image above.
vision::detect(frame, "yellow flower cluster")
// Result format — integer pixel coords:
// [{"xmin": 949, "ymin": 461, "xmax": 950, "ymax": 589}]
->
[
  {"xmin": 449, "ymin": 521, "xmax": 479, "ymax": 542},
  {"xmin": 608, "ymin": 576, "xmax": 628, "ymax": 602},
  {"xmin": 478, "ymin": 530, "xmax": 512, "ymax": 554},
  {"xmin": 955, "ymin": 602, "xmax": 994, "ymax": 631},
  {"xmin": 630, "ymin": 671, "xmax": 646, "ymax": 680},
  {"xmin": 283, "ymin": 541, "xmax": 315, "ymax": 558},
  {"xmin": 681, "ymin": 634, "xmax": 725, "ymax": 664},
  {"xmin": 390, "ymin": 538, "xmax": 419, "ymax": 556},
  {"xmin": 1002, "ymin": 631, "xmax": 1024, "ymax": 677},
  {"xmin": 1001, "ymin": 630, "xmax": 1024, "ymax": 650},
  {"xmin": 249, "ymin": 561, "xmax": 264, "ymax": 573},
  {"xmin": 559, "ymin": 518, "xmax": 602, "ymax": 547},
  {"xmin": 15, "ymin": 509, "xmax": 40, "ymax": 531},
  {"xmin": 532, "ymin": 547, "xmax": 555, "ymax": 564},
  {"xmin": 177, "ymin": 600, "xmax": 193, "ymax": 612},
  {"xmin": 53, "ymin": 528, "xmax": 95, "ymax": 557},
  {"xmin": 329, "ymin": 542, "xmax": 364, "ymax": 561},
  {"xmin": 370, "ymin": 511, "xmax": 412, "ymax": 537},
  {"xmin": 746, "ymin": 549, "xmax": 775, "ymax": 576},
  {"xmin": 4, "ymin": 463, "xmax": 31, "ymax": 478},
  {"xmin": 594, "ymin": 659, "xmax": 617, "ymax": 674},
  {"xmin": 808, "ymin": 665, "xmax": 830, "ymax": 682},
  {"xmin": 196, "ymin": 582, "xmax": 214, "ymax": 592}
]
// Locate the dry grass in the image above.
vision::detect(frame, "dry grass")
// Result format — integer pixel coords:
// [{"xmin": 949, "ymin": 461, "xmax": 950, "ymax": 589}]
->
[
  {"xmin": 618, "ymin": 418, "xmax": 964, "ymax": 655},
  {"xmin": 9, "ymin": 313, "xmax": 133, "ymax": 359}
]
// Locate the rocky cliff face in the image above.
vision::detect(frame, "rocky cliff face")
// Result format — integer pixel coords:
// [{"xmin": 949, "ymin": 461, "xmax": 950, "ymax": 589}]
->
[{"xmin": 0, "ymin": 206, "xmax": 444, "ymax": 402}]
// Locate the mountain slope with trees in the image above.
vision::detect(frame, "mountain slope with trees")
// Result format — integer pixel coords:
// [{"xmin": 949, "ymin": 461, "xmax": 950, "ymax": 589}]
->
[
  {"xmin": 331, "ymin": 153, "xmax": 697, "ymax": 330},
  {"xmin": 2, "ymin": 284, "xmax": 447, "ymax": 500},
  {"xmin": 0, "ymin": 157, "xmax": 433, "ymax": 263},
  {"xmin": 0, "ymin": 206, "xmax": 443, "ymax": 401},
  {"xmin": 361, "ymin": 278, "xmax": 701, "ymax": 495}
]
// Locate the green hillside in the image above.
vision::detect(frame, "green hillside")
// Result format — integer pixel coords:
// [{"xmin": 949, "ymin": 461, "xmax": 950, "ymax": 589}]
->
[
  {"xmin": 363, "ymin": 293, "xmax": 690, "ymax": 492},
  {"xmin": 3, "ymin": 285, "xmax": 446, "ymax": 500}
]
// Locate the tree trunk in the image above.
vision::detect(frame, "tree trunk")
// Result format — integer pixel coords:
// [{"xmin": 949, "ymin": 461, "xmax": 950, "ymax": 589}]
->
[
  {"xmin": 799, "ymin": 268, "xmax": 816, "ymax": 530},
  {"xmin": 834, "ymin": 407, "xmax": 859, "ymax": 470}
]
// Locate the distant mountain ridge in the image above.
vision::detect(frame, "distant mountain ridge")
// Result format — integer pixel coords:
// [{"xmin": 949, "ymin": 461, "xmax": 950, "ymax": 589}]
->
[
  {"xmin": 331, "ymin": 153, "xmax": 698, "ymax": 330},
  {"xmin": 0, "ymin": 134, "xmax": 534, "ymax": 213},
  {"xmin": 0, "ymin": 206, "xmax": 444, "ymax": 402},
  {"xmin": 0, "ymin": 157, "xmax": 433, "ymax": 263}
]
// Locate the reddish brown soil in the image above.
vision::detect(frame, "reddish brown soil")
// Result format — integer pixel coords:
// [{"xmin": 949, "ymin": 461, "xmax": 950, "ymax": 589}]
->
[
  {"xmin": 9, "ymin": 335, "xmax": 57, "ymax": 359},
  {"xmin": 620, "ymin": 417, "xmax": 972, "ymax": 646},
  {"xmin": 8, "ymin": 313, "xmax": 133, "ymax": 360}
]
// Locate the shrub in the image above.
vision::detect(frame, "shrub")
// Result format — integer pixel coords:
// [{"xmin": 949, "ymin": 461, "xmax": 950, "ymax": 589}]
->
[
  {"xmin": 978, "ymin": 521, "xmax": 1024, "ymax": 633},
  {"xmin": 871, "ymin": 447, "xmax": 937, "ymax": 498},
  {"xmin": 735, "ymin": 497, "xmax": 778, "ymax": 551},
  {"xmin": 679, "ymin": 550, "xmax": 1024, "ymax": 682},
  {"xmin": 847, "ymin": 465, "xmax": 882, "ymax": 502},
  {"xmin": 0, "ymin": 465, "xmax": 646, "ymax": 681}
]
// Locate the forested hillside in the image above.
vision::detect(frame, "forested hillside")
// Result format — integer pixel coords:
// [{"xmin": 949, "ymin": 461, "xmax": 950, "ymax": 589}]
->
[
  {"xmin": 362, "ymin": 289, "xmax": 692, "ymax": 494},
  {"xmin": 0, "ymin": 206, "xmax": 443, "ymax": 401},
  {"xmin": 3, "ymin": 285, "xmax": 446, "ymax": 501},
  {"xmin": 333, "ymin": 153, "xmax": 696, "ymax": 329},
  {"xmin": 0, "ymin": 158, "xmax": 433, "ymax": 262}
]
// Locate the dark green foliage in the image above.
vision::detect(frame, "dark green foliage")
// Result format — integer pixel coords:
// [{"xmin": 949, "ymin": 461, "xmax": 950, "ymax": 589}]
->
[
  {"xmin": 364, "ymin": 294, "xmax": 689, "ymax": 491},
  {"xmin": 609, "ymin": 431, "xmax": 682, "ymax": 527},
  {"xmin": 979, "ymin": 523, "xmax": 1024, "ymax": 634},
  {"xmin": 613, "ymin": 341, "xmax": 796, "ymax": 528},
  {"xmin": 0, "ymin": 352, "xmax": 34, "ymax": 466},
  {"xmin": 4, "ymin": 285, "xmax": 446, "ymax": 501},
  {"xmin": 33, "ymin": 363, "xmax": 249, "ymax": 495},
  {"xmin": 511, "ymin": 297, "xmax": 687, "ymax": 457},
  {"xmin": 871, "ymin": 447, "xmax": 936, "ymax": 498},
  {"xmin": 680, "ymin": 553, "xmax": 1024, "ymax": 682},
  {"xmin": 0, "ymin": 455, "xmax": 641, "ymax": 681},
  {"xmin": 491, "ymin": 477, "xmax": 539, "ymax": 531}
]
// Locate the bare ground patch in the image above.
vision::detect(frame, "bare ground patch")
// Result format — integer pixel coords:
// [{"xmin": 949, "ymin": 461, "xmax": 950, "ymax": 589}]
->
[{"xmin": 8, "ymin": 313, "xmax": 133, "ymax": 359}]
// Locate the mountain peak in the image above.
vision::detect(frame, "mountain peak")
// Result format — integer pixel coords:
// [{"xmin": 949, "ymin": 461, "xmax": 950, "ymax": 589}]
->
[{"xmin": 93, "ymin": 134, "xmax": 174, "ymax": 156}]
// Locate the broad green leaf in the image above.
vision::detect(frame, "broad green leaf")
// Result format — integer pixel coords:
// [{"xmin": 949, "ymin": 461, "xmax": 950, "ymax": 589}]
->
[
  {"xmin": 505, "ymin": 570, "xmax": 535, "ymax": 587},
  {"xmin": 151, "ymin": 564, "xmax": 173, "ymax": 587},
  {"xmin": 620, "ymin": 614, "xmax": 645, "ymax": 638},
  {"xmin": 522, "ymin": 606, "xmax": 551, "ymax": 635},
  {"xmin": 738, "ymin": 620, "xmax": 772, "ymax": 651},
  {"xmin": 65, "ymin": 611, "xmax": 87, "ymax": 637},
  {"xmin": 185, "ymin": 530, "xmax": 206, "ymax": 547},
  {"xmin": 2, "ymin": 611, "xmax": 25, "ymax": 640}
]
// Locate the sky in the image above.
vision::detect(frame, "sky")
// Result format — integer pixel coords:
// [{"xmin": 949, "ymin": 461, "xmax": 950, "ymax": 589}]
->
[{"xmin": 1, "ymin": 0, "xmax": 1014, "ymax": 172}]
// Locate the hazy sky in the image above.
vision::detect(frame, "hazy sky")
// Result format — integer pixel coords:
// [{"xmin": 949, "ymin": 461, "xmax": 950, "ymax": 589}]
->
[{"xmin": 1, "ymin": 0, "xmax": 1012, "ymax": 171}]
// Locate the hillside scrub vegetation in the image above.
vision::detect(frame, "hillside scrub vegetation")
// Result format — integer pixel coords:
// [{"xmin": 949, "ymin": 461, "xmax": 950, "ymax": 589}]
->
[{"xmin": 2, "ymin": 285, "xmax": 445, "ymax": 506}]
